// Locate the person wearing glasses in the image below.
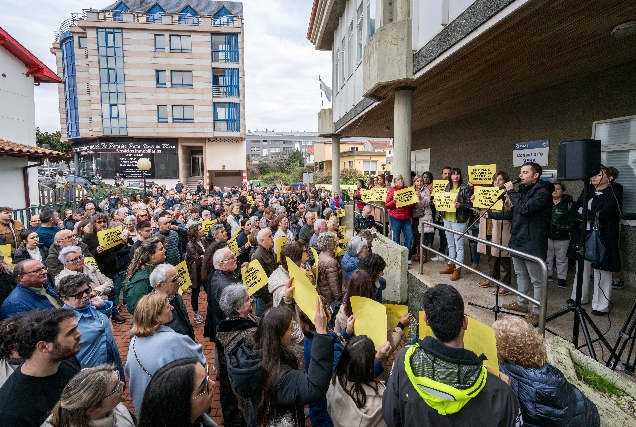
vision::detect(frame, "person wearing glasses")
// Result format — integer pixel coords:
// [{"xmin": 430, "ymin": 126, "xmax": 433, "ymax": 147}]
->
[
  {"xmin": 55, "ymin": 246, "xmax": 114, "ymax": 298},
  {"xmin": 57, "ymin": 274, "xmax": 123, "ymax": 380},
  {"xmin": 149, "ymin": 264, "xmax": 195, "ymax": 341},
  {"xmin": 46, "ymin": 229, "xmax": 93, "ymax": 281},
  {"xmin": 126, "ymin": 292, "xmax": 206, "ymax": 416},
  {"xmin": 0, "ymin": 260, "xmax": 62, "ymax": 319},
  {"xmin": 43, "ymin": 364, "xmax": 134, "ymax": 427},
  {"xmin": 11, "ymin": 230, "xmax": 49, "ymax": 264}
]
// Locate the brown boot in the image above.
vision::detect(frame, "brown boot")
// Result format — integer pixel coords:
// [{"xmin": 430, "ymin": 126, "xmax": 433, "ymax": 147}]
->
[
  {"xmin": 439, "ymin": 264, "xmax": 455, "ymax": 274},
  {"xmin": 450, "ymin": 268, "xmax": 461, "ymax": 281},
  {"xmin": 466, "ymin": 263, "xmax": 480, "ymax": 274},
  {"xmin": 421, "ymin": 251, "xmax": 428, "ymax": 263}
]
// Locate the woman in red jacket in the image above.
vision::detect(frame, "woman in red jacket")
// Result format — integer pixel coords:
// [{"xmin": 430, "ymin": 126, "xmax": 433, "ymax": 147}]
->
[{"xmin": 385, "ymin": 174, "xmax": 416, "ymax": 265}]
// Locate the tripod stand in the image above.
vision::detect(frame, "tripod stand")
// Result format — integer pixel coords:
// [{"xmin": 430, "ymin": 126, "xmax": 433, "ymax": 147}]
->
[
  {"xmin": 607, "ymin": 298, "xmax": 636, "ymax": 373},
  {"xmin": 544, "ymin": 183, "xmax": 613, "ymax": 361}
]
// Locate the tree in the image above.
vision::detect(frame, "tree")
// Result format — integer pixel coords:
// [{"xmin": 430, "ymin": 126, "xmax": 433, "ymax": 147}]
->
[
  {"xmin": 36, "ymin": 127, "xmax": 72, "ymax": 158},
  {"xmin": 285, "ymin": 149, "xmax": 304, "ymax": 172},
  {"xmin": 246, "ymin": 156, "xmax": 260, "ymax": 179}
]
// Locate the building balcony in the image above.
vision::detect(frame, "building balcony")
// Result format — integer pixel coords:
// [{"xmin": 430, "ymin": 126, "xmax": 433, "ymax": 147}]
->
[
  {"xmin": 213, "ymin": 121, "xmax": 240, "ymax": 132},
  {"xmin": 212, "ymin": 85, "xmax": 239, "ymax": 97}
]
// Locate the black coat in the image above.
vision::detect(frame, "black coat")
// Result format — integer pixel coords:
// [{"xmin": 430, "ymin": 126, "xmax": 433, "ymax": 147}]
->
[
  {"xmin": 165, "ymin": 294, "xmax": 195, "ymax": 341},
  {"xmin": 204, "ymin": 270, "xmax": 241, "ymax": 341},
  {"xmin": 12, "ymin": 244, "xmax": 49, "ymax": 264},
  {"xmin": 499, "ymin": 362, "xmax": 599, "ymax": 427},
  {"xmin": 567, "ymin": 184, "xmax": 621, "ymax": 272},
  {"xmin": 82, "ymin": 233, "xmax": 122, "ymax": 277},
  {"xmin": 490, "ymin": 179, "xmax": 554, "ymax": 259}
]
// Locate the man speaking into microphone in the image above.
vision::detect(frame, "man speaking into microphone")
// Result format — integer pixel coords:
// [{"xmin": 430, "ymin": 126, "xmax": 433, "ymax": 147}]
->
[{"xmin": 487, "ymin": 162, "xmax": 553, "ymax": 324}]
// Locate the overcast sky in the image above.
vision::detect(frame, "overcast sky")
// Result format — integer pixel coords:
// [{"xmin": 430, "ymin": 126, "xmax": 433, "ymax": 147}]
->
[{"xmin": 0, "ymin": 0, "xmax": 332, "ymax": 133}]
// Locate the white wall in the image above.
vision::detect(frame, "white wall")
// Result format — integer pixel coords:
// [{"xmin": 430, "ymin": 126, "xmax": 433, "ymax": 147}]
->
[
  {"xmin": 205, "ymin": 140, "xmax": 246, "ymax": 171},
  {"xmin": 0, "ymin": 157, "xmax": 30, "ymax": 209},
  {"xmin": 0, "ymin": 46, "xmax": 36, "ymax": 146},
  {"xmin": 412, "ymin": 0, "xmax": 476, "ymax": 51}
]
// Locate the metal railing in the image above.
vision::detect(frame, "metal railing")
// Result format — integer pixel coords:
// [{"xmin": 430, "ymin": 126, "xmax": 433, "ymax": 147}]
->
[
  {"xmin": 357, "ymin": 201, "xmax": 389, "ymax": 237},
  {"xmin": 420, "ymin": 221, "xmax": 549, "ymax": 335}
]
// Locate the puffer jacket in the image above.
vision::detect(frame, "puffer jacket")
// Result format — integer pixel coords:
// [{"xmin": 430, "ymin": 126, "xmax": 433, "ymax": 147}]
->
[
  {"xmin": 444, "ymin": 183, "xmax": 474, "ymax": 224},
  {"xmin": 317, "ymin": 250, "xmax": 344, "ymax": 305},
  {"xmin": 549, "ymin": 194, "xmax": 573, "ymax": 240},
  {"xmin": 385, "ymin": 185, "xmax": 413, "ymax": 221},
  {"xmin": 341, "ymin": 251, "xmax": 360, "ymax": 284},
  {"xmin": 499, "ymin": 362, "xmax": 599, "ymax": 427}
]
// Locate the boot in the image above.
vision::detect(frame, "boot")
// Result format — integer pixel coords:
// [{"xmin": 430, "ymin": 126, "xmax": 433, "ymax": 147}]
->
[
  {"xmin": 466, "ymin": 263, "xmax": 480, "ymax": 274},
  {"xmin": 450, "ymin": 268, "xmax": 461, "ymax": 281},
  {"xmin": 412, "ymin": 253, "xmax": 420, "ymax": 262},
  {"xmin": 421, "ymin": 250, "xmax": 428, "ymax": 263},
  {"xmin": 439, "ymin": 264, "xmax": 455, "ymax": 274}
]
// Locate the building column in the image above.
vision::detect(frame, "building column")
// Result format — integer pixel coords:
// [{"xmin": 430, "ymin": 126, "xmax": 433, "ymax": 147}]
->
[
  {"xmin": 74, "ymin": 152, "xmax": 80, "ymax": 176},
  {"xmin": 331, "ymin": 134, "xmax": 341, "ymax": 194},
  {"xmin": 394, "ymin": 88, "xmax": 413, "ymax": 185}
]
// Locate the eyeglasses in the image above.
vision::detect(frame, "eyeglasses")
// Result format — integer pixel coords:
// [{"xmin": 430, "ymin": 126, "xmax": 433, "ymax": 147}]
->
[
  {"xmin": 192, "ymin": 365, "xmax": 210, "ymax": 400},
  {"xmin": 169, "ymin": 275, "xmax": 180, "ymax": 283},
  {"xmin": 221, "ymin": 255, "xmax": 236, "ymax": 263},
  {"xmin": 61, "ymin": 234, "xmax": 77, "ymax": 241},
  {"xmin": 69, "ymin": 286, "xmax": 92, "ymax": 299},
  {"xmin": 104, "ymin": 371, "xmax": 122, "ymax": 398},
  {"xmin": 95, "ymin": 220, "xmax": 107, "ymax": 224},
  {"xmin": 67, "ymin": 255, "xmax": 84, "ymax": 264},
  {"xmin": 23, "ymin": 266, "xmax": 46, "ymax": 275}
]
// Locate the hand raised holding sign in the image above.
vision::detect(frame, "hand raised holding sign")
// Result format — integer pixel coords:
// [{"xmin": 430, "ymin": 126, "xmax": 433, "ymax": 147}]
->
[{"xmin": 283, "ymin": 277, "xmax": 294, "ymax": 305}]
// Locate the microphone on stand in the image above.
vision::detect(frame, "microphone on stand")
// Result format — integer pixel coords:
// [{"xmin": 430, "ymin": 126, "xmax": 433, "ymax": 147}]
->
[{"xmin": 499, "ymin": 178, "xmax": 521, "ymax": 190}]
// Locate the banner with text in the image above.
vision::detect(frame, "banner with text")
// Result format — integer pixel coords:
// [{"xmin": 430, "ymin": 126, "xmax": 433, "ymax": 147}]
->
[
  {"xmin": 201, "ymin": 220, "xmax": 217, "ymax": 234},
  {"xmin": 175, "ymin": 260, "xmax": 192, "ymax": 291},
  {"xmin": 468, "ymin": 164, "xmax": 497, "ymax": 184},
  {"xmin": 431, "ymin": 180, "xmax": 448, "ymax": 196},
  {"xmin": 434, "ymin": 192, "xmax": 457, "ymax": 212},
  {"xmin": 394, "ymin": 187, "xmax": 419, "ymax": 208},
  {"xmin": 473, "ymin": 186, "xmax": 504, "ymax": 210},
  {"xmin": 241, "ymin": 259, "xmax": 269, "ymax": 296},
  {"xmin": 97, "ymin": 226, "xmax": 123, "ymax": 250}
]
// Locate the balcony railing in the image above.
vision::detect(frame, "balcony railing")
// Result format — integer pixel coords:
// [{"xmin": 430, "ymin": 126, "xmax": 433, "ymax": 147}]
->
[
  {"xmin": 214, "ymin": 121, "xmax": 240, "ymax": 132},
  {"xmin": 212, "ymin": 86, "xmax": 239, "ymax": 97}
]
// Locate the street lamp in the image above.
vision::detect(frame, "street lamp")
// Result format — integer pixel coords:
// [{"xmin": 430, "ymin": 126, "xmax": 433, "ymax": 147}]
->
[{"xmin": 137, "ymin": 158, "xmax": 151, "ymax": 196}]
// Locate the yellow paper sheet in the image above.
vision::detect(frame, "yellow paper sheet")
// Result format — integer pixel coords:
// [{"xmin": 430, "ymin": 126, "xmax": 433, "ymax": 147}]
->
[
  {"xmin": 175, "ymin": 260, "xmax": 192, "ymax": 291},
  {"xmin": 350, "ymin": 296, "xmax": 388, "ymax": 350},
  {"xmin": 313, "ymin": 212, "xmax": 318, "ymax": 218},
  {"xmin": 360, "ymin": 189, "xmax": 374, "ymax": 203},
  {"xmin": 310, "ymin": 247, "xmax": 319, "ymax": 280},
  {"xmin": 288, "ymin": 256, "xmax": 319, "ymax": 323},
  {"xmin": 334, "ymin": 237, "xmax": 350, "ymax": 258},
  {"xmin": 240, "ymin": 259, "xmax": 269, "ymax": 296},
  {"xmin": 338, "ymin": 225, "xmax": 346, "ymax": 235},
  {"xmin": 434, "ymin": 192, "xmax": 458, "ymax": 212},
  {"xmin": 0, "ymin": 244, "xmax": 14, "ymax": 266},
  {"xmin": 247, "ymin": 196, "xmax": 254, "ymax": 205},
  {"xmin": 336, "ymin": 208, "xmax": 346, "ymax": 218},
  {"xmin": 431, "ymin": 180, "xmax": 448, "ymax": 196},
  {"xmin": 394, "ymin": 187, "xmax": 419, "ymax": 208},
  {"xmin": 384, "ymin": 304, "xmax": 409, "ymax": 337},
  {"xmin": 468, "ymin": 164, "xmax": 497, "ymax": 185},
  {"xmin": 83, "ymin": 257, "xmax": 99, "ymax": 270},
  {"xmin": 474, "ymin": 186, "xmax": 504, "ymax": 210},
  {"xmin": 97, "ymin": 225, "xmax": 123, "ymax": 250},
  {"xmin": 419, "ymin": 311, "xmax": 499, "ymax": 375},
  {"xmin": 201, "ymin": 219, "xmax": 218, "ymax": 234},
  {"xmin": 227, "ymin": 232, "xmax": 240, "ymax": 256},
  {"xmin": 275, "ymin": 236, "xmax": 287, "ymax": 262},
  {"xmin": 372, "ymin": 187, "xmax": 387, "ymax": 202}
]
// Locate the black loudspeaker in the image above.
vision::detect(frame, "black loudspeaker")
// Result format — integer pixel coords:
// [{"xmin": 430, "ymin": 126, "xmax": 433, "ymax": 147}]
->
[{"xmin": 557, "ymin": 139, "xmax": 601, "ymax": 181}]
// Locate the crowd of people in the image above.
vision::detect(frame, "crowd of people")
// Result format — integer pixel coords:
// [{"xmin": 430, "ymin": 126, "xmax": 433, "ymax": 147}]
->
[{"xmin": 0, "ymin": 168, "xmax": 609, "ymax": 427}]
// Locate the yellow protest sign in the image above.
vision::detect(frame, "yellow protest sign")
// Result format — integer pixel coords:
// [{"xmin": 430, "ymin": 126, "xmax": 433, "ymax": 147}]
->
[
  {"xmin": 240, "ymin": 259, "xmax": 269, "ymax": 296},
  {"xmin": 201, "ymin": 219, "xmax": 217, "ymax": 234},
  {"xmin": 175, "ymin": 260, "xmax": 192, "ymax": 291},
  {"xmin": 434, "ymin": 192, "xmax": 457, "ymax": 212},
  {"xmin": 394, "ymin": 187, "xmax": 418, "ymax": 208},
  {"xmin": 247, "ymin": 196, "xmax": 254, "ymax": 205},
  {"xmin": 313, "ymin": 211, "xmax": 318, "ymax": 218},
  {"xmin": 97, "ymin": 226, "xmax": 123, "ymax": 250},
  {"xmin": 468, "ymin": 164, "xmax": 497, "ymax": 185},
  {"xmin": 338, "ymin": 225, "xmax": 346, "ymax": 235},
  {"xmin": 474, "ymin": 186, "xmax": 504, "ymax": 210},
  {"xmin": 360, "ymin": 189, "xmax": 374, "ymax": 203},
  {"xmin": 335, "ymin": 237, "xmax": 350, "ymax": 257},
  {"xmin": 310, "ymin": 247, "xmax": 319, "ymax": 280},
  {"xmin": 275, "ymin": 236, "xmax": 287, "ymax": 262},
  {"xmin": 385, "ymin": 304, "xmax": 409, "ymax": 337},
  {"xmin": 372, "ymin": 187, "xmax": 387, "ymax": 202},
  {"xmin": 336, "ymin": 208, "xmax": 345, "ymax": 218},
  {"xmin": 419, "ymin": 312, "xmax": 499, "ymax": 375},
  {"xmin": 84, "ymin": 257, "xmax": 99, "ymax": 270},
  {"xmin": 431, "ymin": 180, "xmax": 448, "ymax": 196},
  {"xmin": 0, "ymin": 244, "xmax": 14, "ymax": 266},
  {"xmin": 350, "ymin": 296, "xmax": 388, "ymax": 350},
  {"xmin": 288, "ymin": 256, "xmax": 319, "ymax": 323}
]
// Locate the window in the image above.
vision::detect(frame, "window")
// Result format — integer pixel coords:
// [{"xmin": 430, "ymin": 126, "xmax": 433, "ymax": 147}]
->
[
  {"xmin": 97, "ymin": 28, "xmax": 127, "ymax": 136},
  {"xmin": 363, "ymin": 160, "xmax": 378, "ymax": 175},
  {"xmin": 156, "ymin": 70, "xmax": 166, "ymax": 87},
  {"xmin": 154, "ymin": 34, "xmax": 165, "ymax": 51},
  {"xmin": 146, "ymin": 4, "xmax": 165, "ymax": 23},
  {"xmin": 178, "ymin": 6, "xmax": 199, "ymax": 24},
  {"xmin": 349, "ymin": 161, "xmax": 354, "ymax": 168},
  {"xmin": 349, "ymin": 146, "xmax": 359, "ymax": 151},
  {"xmin": 171, "ymin": 71, "xmax": 193, "ymax": 87},
  {"xmin": 154, "ymin": 153, "xmax": 179, "ymax": 179},
  {"xmin": 340, "ymin": 37, "xmax": 345, "ymax": 86},
  {"xmin": 212, "ymin": 68, "xmax": 239, "ymax": 96},
  {"xmin": 112, "ymin": 2, "xmax": 129, "ymax": 21},
  {"xmin": 172, "ymin": 105, "xmax": 194, "ymax": 122},
  {"xmin": 78, "ymin": 36, "xmax": 87, "ymax": 48},
  {"xmin": 170, "ymin": 35, "xmax": 191, "ymax": 52},
  {"xmin": 334, "ymin": 48, "xmax": 340, "ymax": 91},
  {"xmin": 157, "ymin": 105, "xmax": 168, "ymax": 122},
  {"xmin": 250, "ymin": 147, "xmax": 260, "ymax": 152},
  {"xmin": 347, "ymin": 21, "xmax": 353, "ymax": 76},
  {"xmin": 356, "ymin": 4, "xmax": 364, "ymax": 62},
  {"xmin": 213, "ymin": 7, "xmax": 234, "ymax": 26},
  {"xmin": 213, "ymin": 102, "xmax": 240, "ymax": 132},
  {"xmin": 60, "ymin": 33, "xmax": 79, "ymax": 138},
  {"xmin": 367, "ymin": 0, "xmax": 376, "ymax": 40},
  {"xmin": 211, "ymin": 34, "xmax": 239, "ymax": 62}
]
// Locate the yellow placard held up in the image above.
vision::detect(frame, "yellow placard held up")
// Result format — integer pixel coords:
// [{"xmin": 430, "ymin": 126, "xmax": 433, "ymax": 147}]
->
[
  {"xmin": 338, "ymin": 225, "xmax": 346, "ymax": 235},
  {"xmin": 474, "ymin": 186, "xmax": 504, "ymax": 210},
  {"xmin": 313, "ymin": 211, "xmax": 318, "ymax": 218},
  {"xmin": 0, "ymin": 244, "xmax": 14, "ymax": 267},
  {"xmin": 335, "ymin": 237, "xmax": 350, "ymax": 258},
  {"xmin": 288, "ymin": 256, "xmax": 319, "ymax": 323},
  {"xmin": 350, "ymin": 296, "xmax": 388, "ymax": 350},
  {"xmin": 97, "ymin": 225, "xmax": 123, "ymax": 250},
  {"xmin": 336, "ymin": 208, "xmax": 345, "ymax": 218},
  {"xmin": 434, "ymin": 192, "xmax": 458, "ymax": 212},
  {"xmin": 201, "ymin": 219, "xmax": 217, "ymax": 234},
  {"xmin": 360, "ymin": 189, "xmax": 374, "ymax": 203},
  {"xmin": 310, "ymin": 247, "xmax": 319, "ymax": 280},
  {"xmin": 419, "ymin": 311, "xmax": 499, "ymax": 375},
  {"xmin": 385, "ymin": 304, "xmax": 409, "ymax": 337},
  {"xmin": 240, "ymin": 259, "xmax": 269, "ymax": 296},
  {"xmin": 394, "ymin": 187, "xmax": 419, "ymax": 208},
  {"xmin": 372, "ymin": 187, "xmax": 387, "ymax": 202},
  {"xmin": 227, "ymin": 230, "xmax": 240, "ymax": 256},
  {"xmin": 175, "ymin": 260, "xmax": 192, "ymax": 291},
  {"xmin": 431, "ymin": 180, "xmax": 448, "ymax": 196},
  {"xmin": 84, "ymin": 257, "xmax": 99, "ymax": 270},
  {"xmin": 468, "ymin": 164, "xmax": 497, "ymax": 185},
  {"xmin": 275, "ymin": 236, "xmax": 287, "ymax": 262},
  {"xmin": 246, "ymin": 196, "xmax": 254, "ymax": 205}
]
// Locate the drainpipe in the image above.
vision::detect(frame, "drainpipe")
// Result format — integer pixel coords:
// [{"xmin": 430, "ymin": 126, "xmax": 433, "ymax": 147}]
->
[{"xmin": 23, "ymin": 159, "xmax": 44, "ymax": 207}]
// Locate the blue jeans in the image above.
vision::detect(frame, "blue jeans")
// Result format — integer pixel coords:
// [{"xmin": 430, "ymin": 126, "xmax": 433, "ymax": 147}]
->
[
  {"xmin": 254, "ymin": 296, "xmax": 266, "ymax": 317},
  {"xmin": 389, "ymin": 217, "xmax": 413, "ymax": 260},
  {"xmin": 443, "ymin": 220, "xmax": 467, "ymax": 268}
]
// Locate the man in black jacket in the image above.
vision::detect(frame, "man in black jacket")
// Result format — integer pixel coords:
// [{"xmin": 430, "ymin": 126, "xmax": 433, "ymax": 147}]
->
[
  {"xmin": 383, "ymin": 284, "xmax": 520, "ymax": 427},
  {"xmin": 149, "ymin": 264, "xmax": 195, "ymax": 340},
  {"xmin": 489, "ymin": 162, "xmax": 553, "ymax": 324}
]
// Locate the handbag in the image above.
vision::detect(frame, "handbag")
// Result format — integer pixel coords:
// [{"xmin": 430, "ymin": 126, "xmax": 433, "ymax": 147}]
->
[
  {"xmin": 411, "ymin": 202, "xmax": 425, "ymax": 218},
  {"xmin": 584, "ymin": 213, "xmax": 607, "ymax": 265}
]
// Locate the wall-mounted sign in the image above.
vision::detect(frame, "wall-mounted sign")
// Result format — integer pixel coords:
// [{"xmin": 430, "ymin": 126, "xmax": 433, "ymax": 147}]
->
[{"xmin": 513, "ymin": 140, "xmax": 549, "ymax": 167}]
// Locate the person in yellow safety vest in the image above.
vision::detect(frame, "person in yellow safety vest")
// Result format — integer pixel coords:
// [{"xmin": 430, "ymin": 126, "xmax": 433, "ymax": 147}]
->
[{"xmin": 382, "ymin": 284, "xmax": 523, "ymax": 427}]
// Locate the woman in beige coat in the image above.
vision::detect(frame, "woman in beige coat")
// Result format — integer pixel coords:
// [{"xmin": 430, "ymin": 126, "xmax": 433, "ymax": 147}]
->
[
  {"xmin": 474, "ymin": 171, "xmax": 513, "ymax": 295},
  {"xmin": 317, "ymin": 232, "xmax": 344, "ymax": 305}
]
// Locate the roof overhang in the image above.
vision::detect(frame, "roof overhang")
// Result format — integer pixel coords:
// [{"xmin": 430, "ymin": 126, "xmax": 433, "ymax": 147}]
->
[
  {"xmin": 0, "ymin": 139, "xmax": 68, "ymax": 162},
  {"xmin": 335, "ymin": 0, "xmax": 636, "ymax": 136},
  {"xmin": 0, "ymin": 27, "xmax": 62, "ymax": 84},
  {"xmin": 307, "ymin": 0, "xmax": 346, "ymax": 51}
]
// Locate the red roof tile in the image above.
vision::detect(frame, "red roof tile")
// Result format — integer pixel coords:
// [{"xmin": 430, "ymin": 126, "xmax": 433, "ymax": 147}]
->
[{"xmin": 0, "ymin": 139, "xmax": 68, "ymax": 159}]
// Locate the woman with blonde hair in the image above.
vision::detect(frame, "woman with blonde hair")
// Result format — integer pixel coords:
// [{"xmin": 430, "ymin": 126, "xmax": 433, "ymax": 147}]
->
[
  {"xmin": 125, "ymin": 292, "xmax": 206, "ymax": 415},
  {"xmin": 493, "ymin": 316, "xmax": 599, "ymax": 427}
]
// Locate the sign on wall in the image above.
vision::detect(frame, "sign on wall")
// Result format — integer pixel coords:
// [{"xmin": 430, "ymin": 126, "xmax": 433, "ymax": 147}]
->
[{"xmin": 513, "ymin": 140, "xmax": 549, "ymax": 167}]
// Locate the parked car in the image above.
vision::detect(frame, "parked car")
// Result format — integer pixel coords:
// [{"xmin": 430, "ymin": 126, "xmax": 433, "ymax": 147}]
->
[
  {"xmin": 38, "ymin": 176, "xmax": 55, "ymax": 188},
  {"xmin": 126, "ymin": 181, "xmax": 144, "ymax": 191},
  {"xmin": 65, "ymin": 175, "xmax": 93, "ymax": 189}
]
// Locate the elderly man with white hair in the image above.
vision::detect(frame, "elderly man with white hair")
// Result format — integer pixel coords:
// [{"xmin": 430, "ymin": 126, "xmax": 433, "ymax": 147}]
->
[
  {"xmin": 298, "ymin": 211, "xmax": 316, "ymax": 244},
  {"xmin": 149, "ymin": 263, "xmax": 195, "ymax": 340},
  {"xmin": 309, "ymin": 218, "xmax": 328, "ymax": 251},
  {"xmin": 341, "ymin": 236, "xmax": 369, "ymax": 284},
  {"xmin": 55, "ymin": 245, "xmax": 114, "ymax": 297},
  {"xmin": 46, "ymin": 229, "xmax": 92, "ymax": 280}
]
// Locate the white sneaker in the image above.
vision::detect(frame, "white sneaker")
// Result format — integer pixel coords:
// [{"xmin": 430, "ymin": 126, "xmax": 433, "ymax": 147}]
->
[{"xmin": 407, "ymin": 260, "xmax": 412, "ymax": 265}]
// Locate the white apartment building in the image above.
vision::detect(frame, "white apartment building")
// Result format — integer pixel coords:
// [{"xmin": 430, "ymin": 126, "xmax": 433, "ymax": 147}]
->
[{"xmin": 51, "ymin": 0, "xmax": 246, "ymax": 189}]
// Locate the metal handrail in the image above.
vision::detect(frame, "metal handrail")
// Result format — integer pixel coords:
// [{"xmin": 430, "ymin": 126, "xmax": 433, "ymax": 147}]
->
[
  {"xmin": 420, "ymin": 220, "xmax": 548, "ymax": 335},
  {"xmin": 357, "ymin": 201, "xmax": 389, "ymax": 236}
]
